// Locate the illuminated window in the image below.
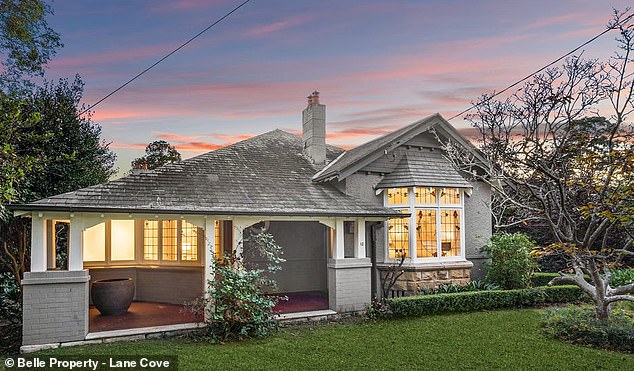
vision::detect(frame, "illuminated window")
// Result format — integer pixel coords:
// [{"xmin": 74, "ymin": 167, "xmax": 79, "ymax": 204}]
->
[
  {"xmin": 385, "ymin": 187, "xmax": 464, "ymax": 260},
  {"xmin": 214, "ymin": 220, "xmax": 232, "ymax": 261},
  {"xmin": 440, "ymin": 210, "xmax": 461, "ymax": 257},
  {"xmin": 415, "ymin": 210, "xmax": 436, "ymax": 257},
  {"xmin": 83, "ymin": 223, "xmax": 106, "ymax": 262},
  {"xmin": 387, "ymin": 188, "xmax": 408, "ymax": 205},
  {"xmin": 110, "ymin": 220, "xmax": 135, "ymax": 261},
  {"xmin": 143, "ymin": 220, "xmax": 159, "ymax": 260},
  {"xmin": 181, "ymin": 221, "xmax": 198, "ymax": 261},
  {"xmin": 162, "ymin": 220, "xmax": 178, "ymax": 261},
  {"xmin": 387, "ymin": 210, "xmax": 409, "ymax": 258},
  {"xmin": 440, "ymin": 188, "xmax": 461, "ymax": 205},
  {"xmin": 415, "ymin": 187, "xmax": 436, "ymax": 204}
]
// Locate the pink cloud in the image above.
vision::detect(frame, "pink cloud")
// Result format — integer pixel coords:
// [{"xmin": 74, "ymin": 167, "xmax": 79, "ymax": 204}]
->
[
  {"xmin": 242, "ymin": 16, "xmax": 310, "ymax": 37},
  {"xmin": 50, "ymin": 44, "xmax": 172, "ymax": 69},
  {"xmin": 520, "ymin": 13, "xmax": 585, "ymax": 32}
]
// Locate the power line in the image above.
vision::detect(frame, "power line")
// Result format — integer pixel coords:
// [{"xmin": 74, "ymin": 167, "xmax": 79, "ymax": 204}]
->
[
  {"xmin": 447, "ymin": 12, "xmax": 634, "ymax": 121},
  {"xmin": 79, "ymin": 0, "xmax": 251, "ymax": 115}
]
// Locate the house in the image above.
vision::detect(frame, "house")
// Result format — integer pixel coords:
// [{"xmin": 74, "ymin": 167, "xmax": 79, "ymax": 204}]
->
[{"xmin": 14, "ymin": 91, "xmax": 491, "ymax": 350}]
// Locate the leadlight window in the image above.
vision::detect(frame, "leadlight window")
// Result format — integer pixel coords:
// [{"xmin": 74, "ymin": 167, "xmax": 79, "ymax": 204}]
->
[
  {"xmin": 385, "ymin": 187, "xmax": 464, "ymax": 260},
  {"xmin": 161, "ymin": 220, "xmax": 178, "ymax": 261},
  {"xmin": 143, "ymin": 220, "xmax": 159, "ymax": 260},
  {"xmin": 387, "ymin": 187, "xmax": 408, "ymax": 205},
  {"xmin": 181, "ymin": 221, "xmax": 198, "ymax": 261},
  {"xmin": 387, "ymin": 210, "xmax": 409, "ymax": 258}
]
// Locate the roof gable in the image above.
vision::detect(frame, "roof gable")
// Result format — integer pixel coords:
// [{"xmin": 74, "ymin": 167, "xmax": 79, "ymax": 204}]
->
[{"xmin": 313, "ymin": 113, "xmax": 486, "ymax": 182}]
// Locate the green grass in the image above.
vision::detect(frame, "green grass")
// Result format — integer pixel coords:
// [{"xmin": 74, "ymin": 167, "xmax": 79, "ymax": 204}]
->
[{"xmin": 40, "ymin": 309, "xmax": 632, "ymax": 370}]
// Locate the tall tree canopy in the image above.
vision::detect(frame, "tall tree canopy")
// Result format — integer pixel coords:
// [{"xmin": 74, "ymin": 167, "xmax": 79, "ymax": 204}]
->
[
  {"xmin": 444, "ymin": 10, "xmax": 634, "ymax": 319},
  {"xmin": 131, "ymin": 140, "xmax": 182, "ymax": 170},
  {"xmin": 0, "ymin": 76, "xmax": 116, "ymax": 283},
  {"xmin": 0, "ymin": 0, "xmax": 62, "ymax": 87}
]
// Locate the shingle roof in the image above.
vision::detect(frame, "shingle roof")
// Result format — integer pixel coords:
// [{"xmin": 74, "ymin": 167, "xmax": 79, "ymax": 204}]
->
[
  {"xmin": 16, "ymin": 130, "xmax": 401, "ymax": 217},
  {"xmin": 375, "ymin": 151, "xmax": 472, "ymax": 189}
]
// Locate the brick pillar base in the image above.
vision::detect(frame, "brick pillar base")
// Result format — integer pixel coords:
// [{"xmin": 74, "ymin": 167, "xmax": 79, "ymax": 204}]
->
[
  {"xmin": 22, "ymin": 270, "xmax": 90, "ymax": 346},
  {"xmin": 327, "ymin": 258, "xmax": 371, "ymax": 312}
]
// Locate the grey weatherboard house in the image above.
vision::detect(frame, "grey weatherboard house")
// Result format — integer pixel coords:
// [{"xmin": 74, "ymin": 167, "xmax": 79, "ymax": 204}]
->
[{"xmin": 15, "ymin": 91, "xmax": 492, "ymax": 350}]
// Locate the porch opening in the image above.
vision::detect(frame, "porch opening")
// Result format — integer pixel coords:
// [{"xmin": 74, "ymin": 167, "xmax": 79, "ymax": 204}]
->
[
  {"xmin": 83, "ymin": 218, "xmax": 205, "ymax": 332},
  {"xmin": 244, "ymin": 221, "xmax": 330, "ymax": 314}
]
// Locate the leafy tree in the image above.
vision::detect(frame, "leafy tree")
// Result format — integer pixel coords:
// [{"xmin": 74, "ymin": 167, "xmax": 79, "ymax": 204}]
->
[
  {"xmin": 131, "ymin": 140, "xmax": 181, "ymax": 171},
  {"xmin": 0, "ymin": 76, "xmax": 116, "ymax": 285},
  {"xmin": 443, "ymin": 10, "xmax": 634, "ymax": 320},
  {"xmin": 0, "ymin": 0, "xmax": 62, "ymax": 88},
  {"xmin": 481, "ymin": 233, "xmax": 537, "ymax": 290}
]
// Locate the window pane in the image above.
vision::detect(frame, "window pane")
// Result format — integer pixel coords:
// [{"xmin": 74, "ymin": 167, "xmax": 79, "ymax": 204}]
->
[
  {"xmin": 111, "ymin": 220, "xmax": 135, "ymax": 261},
  {"xmin": 415, "ymin": 187, "xmax": 436, "ymax": 204},
  {"xmin": 181, "ymin": 221, "xmax": 198, "ymax": 261},
  {"xmin": 440, "ymin": 210, "xmax": 461, "ymax": 257},
  {"xmin": 387, "ymin": 187, "xmax": 408, "ymax": 205},
  {"xmin": 83, "ymin": 223, "xmax": 105, "ymax": 261},
  {"xmin": 440, "ymin": 188, "xmax": 461, "ymax": 205},
  {"xmin": 415, "ymin": 209, "xmax": 437, "ymax": 258},
  {"xmin": 162, "ymin": 220, "xmax": 178, "ymax": 261},
  {"xmin": 387, "ymin": 210, "xmax": 409, "ymax": 258},
  {"xmin": 143, "ymin": 220, "xmax": 159, "ymax": 260}
]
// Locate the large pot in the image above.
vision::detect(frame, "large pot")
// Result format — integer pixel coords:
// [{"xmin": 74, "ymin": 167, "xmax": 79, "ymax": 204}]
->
[{"xmin": 91, "ymin": 278, "xmax": 135, "ymax": 316}]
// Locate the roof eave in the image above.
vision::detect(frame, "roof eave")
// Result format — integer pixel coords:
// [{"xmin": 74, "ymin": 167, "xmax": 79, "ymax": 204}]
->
[{"xmin": 9, "ymin": 204, "xmax": 404, "ymax": 218}]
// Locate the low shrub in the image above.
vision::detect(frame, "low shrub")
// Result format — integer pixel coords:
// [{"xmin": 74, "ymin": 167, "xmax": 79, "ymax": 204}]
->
[
  {"xmin": 0, "ymin": 272, "xmax": 22, "ymax": 356},
  {"xmin": 541, "ymin": 306, "xmax": 634, "ymax": 353},
  {"xmin": 482, "ymin": 233, "xmax": 537, "ymax": 289},
  {"xmin": 418, "ymin": 280, "xmax": 500, "ymax": 295},
  {"xmin": 532, "ymin": 272, "xmax": 562, "ymax": 287},
  {"xmin": 387, "ymin": 286, "xmax": 586, "ymax": 317}
]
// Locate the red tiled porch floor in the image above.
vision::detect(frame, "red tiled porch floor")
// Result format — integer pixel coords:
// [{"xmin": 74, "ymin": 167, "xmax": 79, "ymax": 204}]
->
[
  {"xmin": 274, "ymin": 291, "xmax": 329, "ymax": 314},
  {"xmin": 89, "ymin": 292, "xmax": 329, "ymax": 332},
  {"xmin": 89, "ymin": 302, "xmax": 201, "ymax": 333}
]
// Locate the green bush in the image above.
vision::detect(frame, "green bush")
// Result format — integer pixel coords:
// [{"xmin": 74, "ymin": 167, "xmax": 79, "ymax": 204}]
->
[
  {"xmin": 387, "ymin": 286, "xmax": 586, "ymax": 317},
  {"xmin": 0, "ymin": 272, "xmax": 22, "ymax": 356},
  {"xmin": 191, "ymin": 232, "xmax": 285, "ymax": 342},
  {"xmin": 418, "ymin": 280, "xmax": 500, "ymax": 295},
  {"xmin": 611, "ymin": 269, "xmax": 634, "ymax": 287},
  {"xmin": 541, "ymin": 306, "xmax": 634, "ymax": 353},
  {"xmin": 482, "ymin": 233, "xmax": 537, "ymax": 289},
  {"xmin": 531, "ymin": 272, "xmax": 561, "ymax": 287}
]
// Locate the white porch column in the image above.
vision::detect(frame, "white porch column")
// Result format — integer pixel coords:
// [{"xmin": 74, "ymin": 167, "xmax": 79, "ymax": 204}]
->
[
  {"xmin": 334, "ymin": 218, "xmax": 345, "ymax": 259},
  {"xmin": 30, "ymin": 215, "xmax": 47, "ymax": 272},
  {"xmin": 354, "ymin": 219, "xmax": 366, "ymax": 258},
  {"xmin": 204, "ymin": 218, "xmax": 216, "ymax": 282},
  {"xmin": 68, "ymin": 214, "xmax": 84, "ymax": 271}
]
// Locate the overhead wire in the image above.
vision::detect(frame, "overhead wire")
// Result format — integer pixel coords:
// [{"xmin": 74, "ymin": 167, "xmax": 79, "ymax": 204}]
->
[
  {"xmin": 79, "ymin": 0, "xmax": 251, "ymax": 115},
  {"xmin": 447, "ymin": 11, "xmax": 634, "ymax": 121}
]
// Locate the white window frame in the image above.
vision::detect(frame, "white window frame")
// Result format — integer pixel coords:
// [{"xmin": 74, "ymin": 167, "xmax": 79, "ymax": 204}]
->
[{"xmin": 384, "ymin": 186, "xmax": 466, "ymax": 263}]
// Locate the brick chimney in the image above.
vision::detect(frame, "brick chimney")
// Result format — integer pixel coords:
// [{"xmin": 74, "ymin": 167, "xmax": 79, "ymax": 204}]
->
[{"xmin": 302, "ymin": 91, "xmax": 326, "ymax": 165}]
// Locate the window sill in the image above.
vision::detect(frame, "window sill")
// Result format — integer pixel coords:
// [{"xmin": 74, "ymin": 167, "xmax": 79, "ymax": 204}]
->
[{"xmin": 376, "ymin": 259, "xmax": 473, "ymax": 271}]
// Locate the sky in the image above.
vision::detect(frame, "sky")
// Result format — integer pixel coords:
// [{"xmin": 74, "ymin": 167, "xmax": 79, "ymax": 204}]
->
[{"xmin": 38, "ymin": 0, "xmax": 633, "ymax": 175}]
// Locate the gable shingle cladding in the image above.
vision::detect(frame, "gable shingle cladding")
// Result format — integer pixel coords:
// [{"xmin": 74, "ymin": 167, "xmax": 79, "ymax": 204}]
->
[{"xmin": 18, "ymin": 130, "xmax": 400, "ymax": 217}]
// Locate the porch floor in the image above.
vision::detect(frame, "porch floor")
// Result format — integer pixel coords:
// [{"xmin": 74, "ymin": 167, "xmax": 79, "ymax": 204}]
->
[
  {"xmin": 274, "ymin": 291, "xmax": 329, "ymax": 314},
  {"xmin": 89, "ymin": 302, "xmax": 201, "ymax": 332}
]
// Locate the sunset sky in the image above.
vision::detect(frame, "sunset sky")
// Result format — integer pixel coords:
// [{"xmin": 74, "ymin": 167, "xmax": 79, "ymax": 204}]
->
[{"xmin": 40, "ymin": 0, "xmax": 632, "ymax": 174}]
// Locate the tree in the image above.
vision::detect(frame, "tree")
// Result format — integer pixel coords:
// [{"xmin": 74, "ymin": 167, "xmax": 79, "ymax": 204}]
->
[
  {"xmin": 0, "ymin": 0, "xmax": 62, "ymax": 89},
  {"xmin": 131, "ymin": 140, "xmax": 182, "ymax": 171},
  {"xmin": 443, "ymin": 10, "xmax": 634, "ymax": 320},
  {"xmin": 0, "ymin": 76, "xmax": 116, "ymax": 285}
]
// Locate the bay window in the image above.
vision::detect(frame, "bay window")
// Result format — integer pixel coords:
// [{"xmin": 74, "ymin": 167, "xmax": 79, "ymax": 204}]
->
[{"xmin": 385, "ymin": 187, "xmax": 465, "ymax": 260}]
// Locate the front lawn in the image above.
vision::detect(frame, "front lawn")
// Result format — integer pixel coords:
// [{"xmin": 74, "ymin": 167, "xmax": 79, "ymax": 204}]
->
[{"xmin": 42, "ymin": 309, "xmax": 632, "ymax": 370}]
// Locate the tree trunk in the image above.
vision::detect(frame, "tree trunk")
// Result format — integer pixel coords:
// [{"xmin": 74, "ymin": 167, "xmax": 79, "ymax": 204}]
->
[{"xmin": 595, "ymin": 299, "xmax": 611, "ymax": 321}]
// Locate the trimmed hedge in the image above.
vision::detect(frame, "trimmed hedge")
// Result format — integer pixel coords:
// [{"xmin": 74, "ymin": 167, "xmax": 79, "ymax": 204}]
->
[{"xmin": 388, "ymin": 285, "xmax": 587, "ymax": 317}]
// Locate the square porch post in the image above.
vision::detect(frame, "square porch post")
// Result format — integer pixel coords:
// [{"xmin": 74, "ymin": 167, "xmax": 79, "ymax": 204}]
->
[
  {"xmin": 354, "ymin": 219, "xmax": 366, "ymax": 258},
  {"xmin": 30, "ymin": 215, "xmax": 47, "ymax": 272},
  {"xmin": 68, "ymin": 215, "xmax": 84, "ymax": 271},
  {"xmin": 334, "ymin": 218, "xmax": 344, "ymax": 259}
]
